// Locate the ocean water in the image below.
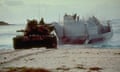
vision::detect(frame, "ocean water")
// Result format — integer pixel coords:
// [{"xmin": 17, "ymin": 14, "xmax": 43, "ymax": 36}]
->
[
  {"xmin": 0, "ymin": 20, "xmax": 120, "ymax": 49},
  {"xmin": 0, "ymin": 24, "xmax": 25, "ymax": 49}
]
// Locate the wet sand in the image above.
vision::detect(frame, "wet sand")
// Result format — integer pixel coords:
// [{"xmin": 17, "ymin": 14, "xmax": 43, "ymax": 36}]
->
[{"xmin": 0, "ymin": 47, "xmax": 120, "ymax": 72}]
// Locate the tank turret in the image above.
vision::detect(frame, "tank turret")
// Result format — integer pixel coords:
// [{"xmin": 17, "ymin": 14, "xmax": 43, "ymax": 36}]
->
[{"xmin": 13, "ymin": 19, "xmax": 57, "ymax": 49}]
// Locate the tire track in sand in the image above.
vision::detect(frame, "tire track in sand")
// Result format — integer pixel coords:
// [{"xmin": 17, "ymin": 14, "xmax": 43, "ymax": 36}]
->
[
  {"xmin": 0, "ymin": 48, "xmax": 55, "ymax": 66},
  {"xmin": 0, "ymin": 49, "xmax": 23, "ymax": 55}
]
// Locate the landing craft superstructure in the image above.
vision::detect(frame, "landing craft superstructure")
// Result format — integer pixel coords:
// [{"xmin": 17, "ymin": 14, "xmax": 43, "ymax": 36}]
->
[{"xmin": 54, "ymin": 14, "xmax": 113, "ymax": 44}]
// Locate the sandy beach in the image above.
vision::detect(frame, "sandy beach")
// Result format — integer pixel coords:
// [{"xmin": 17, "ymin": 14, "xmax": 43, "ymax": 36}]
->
[{"xmin": 0, "ymin": 47, "xmax": 120, "ymax": 72}]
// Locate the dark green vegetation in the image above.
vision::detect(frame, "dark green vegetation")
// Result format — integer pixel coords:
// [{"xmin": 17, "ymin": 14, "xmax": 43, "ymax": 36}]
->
[
  {"xmin": 0, "ymin": 21, "xmax": 9, "ymax": 25},
  {"xmin": 0, "ymin": 67, "xmax": 51, "ymax": 72}
]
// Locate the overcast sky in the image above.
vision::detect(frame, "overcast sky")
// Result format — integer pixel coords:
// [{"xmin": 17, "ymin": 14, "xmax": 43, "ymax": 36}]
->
[{"xmin": 0, "ymin": 0, "xmax": 120, "ymax": 24}]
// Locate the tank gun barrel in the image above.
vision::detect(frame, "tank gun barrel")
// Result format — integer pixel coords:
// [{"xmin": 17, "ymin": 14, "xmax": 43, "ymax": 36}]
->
[{"xmin": 16, "ymin": 29, "xmax": 27, "ymax": 32}]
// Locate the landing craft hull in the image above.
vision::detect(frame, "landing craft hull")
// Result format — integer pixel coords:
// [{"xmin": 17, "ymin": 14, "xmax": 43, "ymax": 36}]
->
[
  {"xmin": 58, "ymin": 31, "xmax": 113, "ymax": 44},
  {"xmin": 60, "ymin": 36, "xmax": 86, "ymax": 44},
  {"xmin": 53, "ymin": 14, "xmax": 113, "ymax": 45},
  {"xmin": 88, "ymin": 31, "xmax": 113, "ymax": 44}
]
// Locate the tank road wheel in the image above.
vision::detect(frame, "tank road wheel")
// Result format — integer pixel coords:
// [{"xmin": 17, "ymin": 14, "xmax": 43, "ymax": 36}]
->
[
  {"xmin": 13, "ymin": 37, "xmax": 23, "ymax": 49},
  {"xmin": 13, "ymin": 36, "xmax": 31, "ymax": 49},
  {"xmin": 46, "ymin": 36, "xmax": 57, "ymax": 49}
]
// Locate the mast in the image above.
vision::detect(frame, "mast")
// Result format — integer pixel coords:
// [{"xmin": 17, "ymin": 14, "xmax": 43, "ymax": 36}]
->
[{"xmin": 62, "ymin": 14, "xmax": 66, "ymax": 39}]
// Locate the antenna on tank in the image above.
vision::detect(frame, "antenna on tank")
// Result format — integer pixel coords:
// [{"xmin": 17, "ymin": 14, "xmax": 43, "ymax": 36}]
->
[{"xmin": 58, "ymin": 13, "xmax": 60, "ymax": 23}]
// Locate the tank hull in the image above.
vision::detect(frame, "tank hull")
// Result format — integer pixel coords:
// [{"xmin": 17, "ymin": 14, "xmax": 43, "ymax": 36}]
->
[{"xmin": 13, "ymin": 35, "xmax": 57, "ymax": 49}]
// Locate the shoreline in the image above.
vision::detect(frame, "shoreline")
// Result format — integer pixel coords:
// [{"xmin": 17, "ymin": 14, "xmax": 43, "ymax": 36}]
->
[{"xmin": 0, "ymin": 48, "xmax": 120, "ymax": 72}]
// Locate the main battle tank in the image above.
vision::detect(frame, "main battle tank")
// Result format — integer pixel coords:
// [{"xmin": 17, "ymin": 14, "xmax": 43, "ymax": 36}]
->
[{"xmin": 13, "ymin": 18, "xmax": 57, "ymax": 49}]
